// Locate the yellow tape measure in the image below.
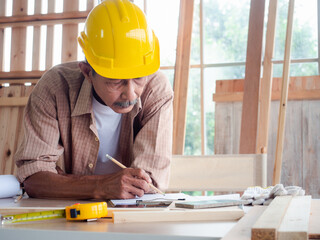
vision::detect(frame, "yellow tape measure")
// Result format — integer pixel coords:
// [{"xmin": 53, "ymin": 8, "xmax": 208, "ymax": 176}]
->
[{"xmin": 1, "ymin": 202, "xmax": 108, "ymax": 224}]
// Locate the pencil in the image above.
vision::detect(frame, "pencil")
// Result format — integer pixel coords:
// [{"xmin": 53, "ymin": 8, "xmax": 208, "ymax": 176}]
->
[{"xmin": 106, "ymin": 154, "xmax": 165, "ymax": 195}]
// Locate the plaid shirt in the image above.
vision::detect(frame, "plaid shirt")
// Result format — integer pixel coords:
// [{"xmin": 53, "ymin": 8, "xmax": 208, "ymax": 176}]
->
[{"xmin": 14, "ymin": 62, "xmax": 173, "ymax": 190}]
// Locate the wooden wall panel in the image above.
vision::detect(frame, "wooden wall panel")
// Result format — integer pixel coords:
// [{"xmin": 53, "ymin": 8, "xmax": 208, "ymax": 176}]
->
[
  {"xmin": 0, "ymin": 0, "xmax": 5, "ymax": 71},
  {"xmin": 32, "ymin": 0, "xmax": 42, "ymax": 70},
  {"xmin": 214, "ymin": 77, "xmax": 320, "ymax": 198},
  {"xmin": 10, "ymin": 1, "xmax": 27, "ymax": 71},
  {"xmin": 302, "ymin": 100, "xmax": 320, "ymax": 197},
  {"xmin": 61, "ymin": 1, "xmax": 79, "ymax": 63}
]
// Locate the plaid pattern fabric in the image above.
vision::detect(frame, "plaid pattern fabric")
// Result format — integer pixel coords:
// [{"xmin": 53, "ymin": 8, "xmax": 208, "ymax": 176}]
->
[{"xmin": 14, "ymin": 62, "xmax": 173, "ymax": 190}]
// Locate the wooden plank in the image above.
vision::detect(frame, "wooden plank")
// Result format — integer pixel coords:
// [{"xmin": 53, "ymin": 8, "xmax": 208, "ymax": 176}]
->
[
  {"xmin": 302, "ymin": 100, "xmax": 320, "ymax": 198},
  {"xmin": 0, "ymin": 0, "xmax": 5, "ymax": 72},
  {"xmin": 256, "ymin": 0, "xmax": 278, "ymax": 154},
  {"xmin": 0, "ymin": 79, "xmax": 38, "ymax": 85},
  {"xmin": 61, "ymin": 1, "xmax": 79, "ymax": 63},
  {"xmin": 0, "ymin": 86, "xmax": 24, "ymax": 174},
  {"xmin": 280, "ymin": 101, "xmax": 303, "ymax": 186},
  {"xmin": 0, "ymin": 11, "xmax": 90, "ymax": 26},
  {"xmin": 239, "ymin": 0, "xmax": 265, "ymax": 154},
  {"xmin": 112, "ymin": 206, "xmax": 244, "ymax": 224},
  {"xmin": 309, "ymin": 199, "xmax": 320, "ymax": 239},
  {"xmin": 252, "ymin": 196, "xmax": 292, "ymax": 240},
  {"xmin": 214, "ymin": 103, "xmax": 233, "ymax": 154},
  {"xmin": 167, "ymin": 154, "xmax": 267, "ymax": 192},
  {"xmin": 46, "ymin": 0, "xmax": 55, "ymax": 69},
  {"xmin": 213, "ymin": 90, "xmax": 320, "ymax": 102},
  {"xmin": 10, "ymin": 0, "xmax": 28, "ymax": 72},
  {"xmin": 0, "ymin": 18, "xmax": 87, "ymax": 28},
  {"xmin": 278, "ymin": 196, "xmax": 312, "ymax": 240},
  {"xmin": 172, "ymin": 0, "xmax": 194, "ymax": 154},
  {"xmin": 32, "ymin": 0, "xmax": 42, "ymax": 70},
  {"xmin": 222, "ymin": 206, "xmax": 266, "ymax": 240},
  {"xmin": 273, "ymin": 0, "xmax": 295, "ymax": 185},
  {"xmin": 0, "ymin": 70, "xmax": 45, "ymax": 79}
]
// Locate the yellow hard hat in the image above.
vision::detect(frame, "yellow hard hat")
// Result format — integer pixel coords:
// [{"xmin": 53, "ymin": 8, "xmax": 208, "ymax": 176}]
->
[{"xmin": 78, "ymin": 0, "xmax": 160, "ymax": 79}]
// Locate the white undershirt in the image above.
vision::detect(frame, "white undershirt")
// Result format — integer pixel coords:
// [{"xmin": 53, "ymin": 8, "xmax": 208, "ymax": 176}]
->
[{"xmin": 92, "ymin": 96, "xmax": 122, "ymax": 175}]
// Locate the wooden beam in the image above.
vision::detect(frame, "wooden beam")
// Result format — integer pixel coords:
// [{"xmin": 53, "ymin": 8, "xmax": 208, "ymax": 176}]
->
[
  {"xmin": 278, "ymin": 196, "xmax": 311, "ymax": 240},
  {"xmin": 309, "ymin": 199, "xmax": 320, "ymax": 239},
  {"xmin": 0, "ymin": 70, "xmax": 45, "ymax": 79},
  {"xmin": 239, "ymin": 0, "xmax": 265, "ymax": 154},
  {"xmin": 222, "ymin": 206, "xmax": 266, "ymax": 240},
  {"xmin": 256, "ymin": 0, "xmax": 278, "ymax": 154},
  {"xmin": 10, "ymin": 0, "xmax": 28, "ymax": 72},
  {"xmin": 32, "ymin": 0, "xmax": 42, "ymax": 71},
  {"xmin": 0, "ymin": 0, "xmax": 5, "ymax": 72},
  {"xmin": 0, "ymin": 11, "xmax": 90, "ymax": 27},
  {"xmin": 61, "ymin": 1, "xmax": 79, "ymax": 63},
  {"xmin": 213, "ymin": 89, "xmax": 320, "ymax": 102},
  {"xmin": 46, "ymin": 0, "xmax": 55, "ymax": 69},
  {"xmin": 172, "ymin": 0, "xmax": 194, "ymax": 154},
  {"xmin": 252, "ymin": 196, "xmax": 292, "ymax": 240},
  {"xmin": 273, "ymin": 0, "xmax": 295, "ymax": 185}
]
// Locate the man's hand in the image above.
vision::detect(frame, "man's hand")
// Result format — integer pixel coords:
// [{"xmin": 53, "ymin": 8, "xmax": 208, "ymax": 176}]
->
[
  {"xmin": 24, "ymin": 168, "xmax": 152, "ymax": 200},
  {"xmin": 96, "ymin": 168, "xmax": 152, "ymax": 199}
]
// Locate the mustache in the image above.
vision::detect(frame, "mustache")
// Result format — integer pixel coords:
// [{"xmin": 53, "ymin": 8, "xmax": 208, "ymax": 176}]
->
[{"xmin": 114, "ymin": 99, "xmax": 138, "ymax": 108}]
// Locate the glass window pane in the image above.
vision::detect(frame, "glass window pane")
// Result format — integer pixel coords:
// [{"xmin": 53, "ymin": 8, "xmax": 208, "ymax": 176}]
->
[
  {"xmin": 190, "ymin": 0, "xmax": 200, "ymax": 65},
  {"xmin": 273, "ymin": 62, "xmax": 319, "ymax": 77},
  {"xmin": 184, "ymin": 69, "xmax": 201, "ymax": 155},
  {"xmin": 147, "ymin": 0, "xmax": 180, "ymax": 66},
  {"xmin": 274, "ymin": 0, "xmax": 318, "ymax": 60},
  {"xmin": 203, "ymin": 0, "xmax": 250, "ymax": 63}
]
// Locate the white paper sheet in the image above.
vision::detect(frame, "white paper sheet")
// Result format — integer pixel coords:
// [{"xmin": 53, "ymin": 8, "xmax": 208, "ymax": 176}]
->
[
  {"xmin": 0, "ymin": 175, "xmax": 21, "ymax": 198},
  {"xmin": 109, "ymin": 193, "xmax": 190, "ymax": 206}
]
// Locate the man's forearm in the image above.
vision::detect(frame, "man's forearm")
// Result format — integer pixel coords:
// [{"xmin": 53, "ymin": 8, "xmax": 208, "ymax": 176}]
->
[
  {"xmin": 23, "ymin": 168, "xmax": 152, "ymax": 200},
  {"xmin": 23, "ymin": 171, "xmax": 106, "ymax": 200}
]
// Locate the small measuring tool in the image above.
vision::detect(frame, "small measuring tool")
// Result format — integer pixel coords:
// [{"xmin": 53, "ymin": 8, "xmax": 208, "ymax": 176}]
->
[{"xmin": 1, "ymin": 202, "xmax": 108, "ymax": 224}]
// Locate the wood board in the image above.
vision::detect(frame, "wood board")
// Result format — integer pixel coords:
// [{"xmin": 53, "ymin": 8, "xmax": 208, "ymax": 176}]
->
[
  {"xmin": 112, "ymin": 206, "xmax": 244, "ymax": 224},
  {"xmin": 251, "ymin": 196, "xmax": 292, "ymax": 240},
  {"xmin": 278, "ymin": 196, "xmax": 311, "ymax": 240},
  {"xmin": 175, "ymin": 199, "xmax": 243, "ymax": 209}
]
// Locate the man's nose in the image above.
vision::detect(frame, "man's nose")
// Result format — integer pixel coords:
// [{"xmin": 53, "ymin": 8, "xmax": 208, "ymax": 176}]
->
[{"xmin": 121, "ymin": 79, "xmax": 136, "ymax": 100}]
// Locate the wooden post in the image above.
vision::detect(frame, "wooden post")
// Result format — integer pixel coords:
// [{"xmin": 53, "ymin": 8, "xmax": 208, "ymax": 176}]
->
[
  {"xmin": 273, "ymin": 0, "xmax": 295, "ymax": 185},
  {"xmin": 239, "ymin": 0, "xmax": 265, "ymax": 154},
  {"xmin": 0, "ymin": 0, "xmax": 5, "ymax": 71},
  {"xmin": 172, "ymin": 0, "xmax": 194, "ymax": 154},
  {"xmin": 256, "ymin": 0, "xmax": 278, "ymax": 154},
  {"xmin": 61, "ymin": 1, "xmax": 79, "ymax": 63},
  {"xmin": 10, "ymin": 0, "xmax": 27, "ymax": 71},
  {"xmin": 46, "ymin": 0, "xmax": 55, "ymax": 69},
  {"xmin": 32, "ymin": 0, "xmax": 42, "ymax": 70}
]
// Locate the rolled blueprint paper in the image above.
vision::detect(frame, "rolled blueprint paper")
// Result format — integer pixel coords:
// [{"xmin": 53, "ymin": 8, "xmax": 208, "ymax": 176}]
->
[{"xmin": 0, "ymin": 175, "xmax": 21, "ymax": 198}]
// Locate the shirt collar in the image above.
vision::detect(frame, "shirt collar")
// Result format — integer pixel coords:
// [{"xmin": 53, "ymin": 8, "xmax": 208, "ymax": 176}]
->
[{"xmin": 71, "ymin": 78, "xmax": 142, "ymax": 117}]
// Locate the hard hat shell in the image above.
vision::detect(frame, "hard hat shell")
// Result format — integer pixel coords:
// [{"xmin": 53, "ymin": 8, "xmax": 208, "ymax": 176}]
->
[{"xmin": 78, "ymin": 0, "xmax": 160, "ymax": 79}]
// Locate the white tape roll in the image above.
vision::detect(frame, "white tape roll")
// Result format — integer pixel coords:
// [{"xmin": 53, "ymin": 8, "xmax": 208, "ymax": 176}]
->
[{"xmin": 0, "ymin": 175, "xmax": 21, "ymax": 198}]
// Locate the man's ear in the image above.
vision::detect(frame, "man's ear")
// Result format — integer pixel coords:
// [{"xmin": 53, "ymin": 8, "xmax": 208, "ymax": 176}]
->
[{"xmin": 79, "ymin": 62, "xmax": 93, "ymax": 83}]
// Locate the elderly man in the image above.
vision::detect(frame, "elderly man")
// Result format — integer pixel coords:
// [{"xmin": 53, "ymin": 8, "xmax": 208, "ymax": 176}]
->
[{"xmin": 14, "ymin": 0, "xmax": 173, "ymax": 200}]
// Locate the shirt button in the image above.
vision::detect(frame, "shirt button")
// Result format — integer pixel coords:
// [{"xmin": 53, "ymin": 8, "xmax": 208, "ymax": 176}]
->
[
  {"xmin": 95, "ymin": 137, "xmax": 99, "ymax": 142},
  {"xmin": 88, "ymin": 163, "xmax": 94, "ymax": 169}
]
